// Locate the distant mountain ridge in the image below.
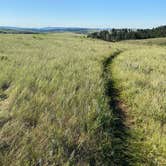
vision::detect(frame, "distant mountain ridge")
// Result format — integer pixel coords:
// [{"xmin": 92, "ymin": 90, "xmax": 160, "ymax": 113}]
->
[{"xmin": 0, "ymin": 26, "xmax": 100, "ymax": 34}]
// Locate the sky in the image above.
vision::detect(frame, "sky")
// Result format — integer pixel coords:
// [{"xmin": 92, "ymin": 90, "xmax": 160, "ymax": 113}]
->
[{"xmin": 0, "ymin": 0, "xmax": 165, "ymax": 28}]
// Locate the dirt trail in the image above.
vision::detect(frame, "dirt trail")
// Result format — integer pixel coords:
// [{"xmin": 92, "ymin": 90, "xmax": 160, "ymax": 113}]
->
[{"xmin": 102, "ymin": 50, "xmax": 134, "ymax": 165}]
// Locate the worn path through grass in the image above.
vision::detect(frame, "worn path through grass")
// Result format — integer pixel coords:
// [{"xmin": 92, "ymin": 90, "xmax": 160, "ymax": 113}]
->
[{"xmin": 102, "ymin": 50, "xmax": 135, "ymax": 165}]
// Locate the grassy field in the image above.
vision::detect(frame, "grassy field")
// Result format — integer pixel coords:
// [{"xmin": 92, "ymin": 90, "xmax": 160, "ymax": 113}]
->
[
  {"xmin": 111, "ymin": 40, "xmax": 166, "ymax": 165},
  {"xmin": 0, "ymin": 33, "xmax": 116, "ymax": 165},
  {"xmin": 0, "ymin": 33, "xmax": 166, "ymax": 165}
]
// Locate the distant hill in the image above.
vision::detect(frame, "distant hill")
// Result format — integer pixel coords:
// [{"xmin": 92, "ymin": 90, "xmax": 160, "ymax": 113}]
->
[
  {"xmin": 88, "ymin": 25, "xmax": 166, "ymax": 41},
  {"xmin": 0, "ymin": 26, "xmax": 100, "ymax": 34}
]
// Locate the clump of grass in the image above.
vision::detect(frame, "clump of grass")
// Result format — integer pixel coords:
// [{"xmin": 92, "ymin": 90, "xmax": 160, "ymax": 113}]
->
[
  {"xmin": 0, "ymin": 56, "xmax": 8, "ymax": 61},
  {"xmin": 1, "ymin": 81, "xmax": 10, "ymax": 91}
]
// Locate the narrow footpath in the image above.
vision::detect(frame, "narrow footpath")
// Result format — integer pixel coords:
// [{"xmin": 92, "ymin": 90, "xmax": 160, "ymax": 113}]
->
[{"xmin": 102, "ymin": 50, "xmax": 134, "ymax": 165}]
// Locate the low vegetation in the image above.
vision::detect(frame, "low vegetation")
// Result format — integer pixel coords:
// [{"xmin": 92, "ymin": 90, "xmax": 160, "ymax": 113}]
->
[
  {"xmin": 0, "ymin": 33, "xmax": 117, "ymax": 165},
  {"xmin": 111, "ymin": 39, "xmax": 166, "ymax": 165},
  {"xmin": 0, "ymin": 33, "xmax": 166, "ymax": 165}
]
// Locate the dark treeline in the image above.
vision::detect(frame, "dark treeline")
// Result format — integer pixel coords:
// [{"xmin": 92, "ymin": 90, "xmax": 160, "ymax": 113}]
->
[{"xmin": 88, "ymin": 26, "xmax": 166, "ymax": 41}]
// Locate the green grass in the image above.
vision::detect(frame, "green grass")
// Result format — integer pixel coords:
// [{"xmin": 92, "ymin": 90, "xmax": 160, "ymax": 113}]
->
[
  {"xmin": 111, "ymin": 39, "xmax": 166, "ymax": 165},
  {"xmin": 0, "ymin": 33, "xmax": 166, "ymax": 165},
  {"xmin": 0, "ymin": 33, "xmax": 117, "ymax": 165}
]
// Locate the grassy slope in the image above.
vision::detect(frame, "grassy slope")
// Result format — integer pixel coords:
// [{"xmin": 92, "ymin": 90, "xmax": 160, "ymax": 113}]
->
[
  {"xmin": 0, "ymin": 33, "xmax": 166, "ymax": 165},
  {"xmin": 0, "ymin": 33, "xmax": 118, "ymax": 165},
  {"xmin": 111, "ymin": 38, "xmax": 166, "ymax": 165}
]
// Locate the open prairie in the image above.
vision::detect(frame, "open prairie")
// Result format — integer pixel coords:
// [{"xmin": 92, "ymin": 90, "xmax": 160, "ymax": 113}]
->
[{"xmin": 0, "ymin": 33, "xmax": 166, "ymax": 165}]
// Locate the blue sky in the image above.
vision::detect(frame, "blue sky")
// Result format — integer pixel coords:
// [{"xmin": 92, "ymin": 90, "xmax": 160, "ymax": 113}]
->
[{"xmin": 0, "ymin": 0, "xmax": 165, "ymax": 28}]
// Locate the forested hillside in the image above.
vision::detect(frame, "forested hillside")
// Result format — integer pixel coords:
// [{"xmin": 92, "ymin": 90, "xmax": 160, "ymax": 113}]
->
[{"xmin": 88, "ymin": 25, "xmax": 166, "ymax": 41}]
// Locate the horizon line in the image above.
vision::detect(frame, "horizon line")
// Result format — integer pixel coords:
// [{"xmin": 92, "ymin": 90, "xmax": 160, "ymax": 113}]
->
[{"xmin": 0, "ymin": 24, "xmax": 165, "ymax": 30}]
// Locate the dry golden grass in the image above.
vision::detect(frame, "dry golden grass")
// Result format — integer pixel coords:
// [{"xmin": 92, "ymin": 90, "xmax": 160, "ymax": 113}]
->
[{"xmin": 0, "ymin": 33, "xmax": 166, "ymax": 165}]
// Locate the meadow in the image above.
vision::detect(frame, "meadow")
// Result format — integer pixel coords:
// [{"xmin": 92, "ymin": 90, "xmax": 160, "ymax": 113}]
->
[
  {"xmin": 0, "ymin": 33, "xmax": 116, "ymax": 165},
  {"xmin": 0, "ymin": 33, "xmax": 166, "ymax": 165},
  {"xmin": 111, "ymin": 39, "xmax": 166, "ymax": 165}
]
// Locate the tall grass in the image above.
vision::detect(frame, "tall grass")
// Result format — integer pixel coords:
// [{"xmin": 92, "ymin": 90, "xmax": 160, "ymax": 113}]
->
[
  {"xmin": 0, "ymin": 33, "xmax": 118, "ymax": 165},
  {"xmin": 111, "ymin": 40, "xmax": 166, "ymax": 165},
  {"xmin": 0, "ymin": 33, "xmax": 166, "ymax": 165}
]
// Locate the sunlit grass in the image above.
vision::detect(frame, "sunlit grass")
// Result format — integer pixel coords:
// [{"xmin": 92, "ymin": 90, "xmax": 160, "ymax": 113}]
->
[
  {"xmin": 0, "ymin": 33, "xmax": 166, "ymax": 165},
  {"xmin": 111, "ymin": 40, "xmax": 166, "ymax": 165},
  {"xmin": 0, "ymin": 33, "xmax": 118, "ymax": 165}
]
